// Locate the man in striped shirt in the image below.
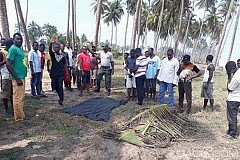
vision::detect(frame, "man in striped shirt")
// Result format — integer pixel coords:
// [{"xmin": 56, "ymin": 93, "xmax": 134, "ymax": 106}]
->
[{"xmin": 132, "ymin": 48, "xmax": 148, "ymax": 105}]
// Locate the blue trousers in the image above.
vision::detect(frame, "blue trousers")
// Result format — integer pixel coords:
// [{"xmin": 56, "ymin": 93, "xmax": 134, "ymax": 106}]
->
[
  {"xmin": 31, "ymin": 72, "xmax": 41, "ymax": 96},
  {"xmin": 159, "ymin": 81, "xmax": 174, "ymax": 107}
]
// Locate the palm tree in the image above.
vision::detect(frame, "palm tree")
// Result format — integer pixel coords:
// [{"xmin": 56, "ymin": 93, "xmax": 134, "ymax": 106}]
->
[
  {"xmin": 103, "ymin": 0, "xmax": 124, "ymax": 45},
  {"xmin": 42, "ymin": 23, "xmax": 58, "ymax": 43},
  {"xmin": 27, "ymin": 21, "xmax": 43, "ymax": 42},
  {"xmin": 72, "ymin": 0, "xmax": 76, "ymax": 48},
  {"xmin": 228, "ymin": 5, "xmax": 240, "ymax": 61},
  {"xmin": 0, "ymin": 0, "xmax": 10, "ymax": 38},
  {"xmin": 15, "ymin": 0, "xmax": 31, "ymax": 51},
  {"xmin": 215, "ymin": 0, "xmax": 236, "ymax": 66}
]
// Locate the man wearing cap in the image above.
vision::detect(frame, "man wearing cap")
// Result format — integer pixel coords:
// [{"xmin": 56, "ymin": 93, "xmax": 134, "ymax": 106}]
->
[
  {"xmin": 94, "ymin": 45, "xmax": 114, "ymax": 96},
  {"xmin": 177, "ymin": 54, "xmax": 201, "ymax": 115}
]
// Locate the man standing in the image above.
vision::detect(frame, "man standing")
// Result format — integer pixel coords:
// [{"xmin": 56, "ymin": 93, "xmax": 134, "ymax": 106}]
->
[
  {"xmin": 78, "ymin": 46, "xmax": 91, "ymax": 96},
  {"xmin": 201, "ymin": 55, "xmax": 215, "ymax": 111},
  {"xmin": 90, "ymin": 46, "xmax": 98, "ymax": 87},
  {"xmin": 29, "ymin": 42, "xmax": 42, "ymax": 99},
  {"xmin": 39, "ymin": 43, "xmax": 46, "ymax": 94},
  {"xmin": 145, "ymin": 48, "xmax": 160, "ymax": 101},
  {"xmin": 132, "ymin": 48, "xmax": 148, "ymax": 105},
  {"xmin": 0, "ymin": 38, "xmax": 13, "ymax": 115},
  {"xmin": 64, "ymin": 42, "xmax": 73, "ymax": 91},
  {"xmin": 6, "ymin": 33, "xmax": 27, "ymax": 121},
  {"xmin": 49, "ymin": 37, "xmax": 66, "ymax": 105},
  {"xmin": 126, "ymin": 49, "xmax": 137, "ymax": 101},
  {"xmin": 225, "ymin": 61, "xmax": 240, "ymax": 139},
  {"xmin": 94, "ymin": 45, "xmax": 114, "ymax": 96},
  {"xmin": 177, "ymin": 55, "xmax": 201, "ymax": 115},
  {"xmin": 157, "ymin": 48, "xmax": 179, "ymax": 107}
]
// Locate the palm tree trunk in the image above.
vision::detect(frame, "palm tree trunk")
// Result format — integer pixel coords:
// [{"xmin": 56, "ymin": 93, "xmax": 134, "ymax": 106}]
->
[
  {"xmin": 215, "ymin": 0, "xmax": 235, "ymax": 66},
  {"xmin": 155, "ymin": 0, "xmax": 165, "ymax": 52},
  {"xmin": 94, "ymin": 0, "xmax": 102, "ymax": 46},
  {"xmin": 15, "ymin": 0, "xmax": 31, "ymax": 51},
  {"xmin": 219, "ymin": 16, "xmax": 234, "ymax": 57},
  {"xmin": 132, "ymin": 0, "xmax": 141, "ymax": 48},
  {"xmin": 136, "ymin": 0, "xmax": 142, "ymax": 48},
  {"xmin": 74, "ymin": 0, "xmax": 77, "ymax": 46},
  {"xmin": 115, "ymin": 25, "xmax": 117, "ymax": 45},
  {"xmin": 111, "ymin": 22, "xmax": 113, "ymax": 46},
  {"xmin": 0, "ymin": 0, "xmax": 10, "ymax": 38},
  {"xmin": 72, "ymin": 0, "xmax": 75, "ymax": 48},
  {"xmin": 174, "ymin": 0, "xmax": 184, "ymax": 55},
  {"xmin": 182, "ymin": 12, "xmax": 192, "ymax": 54},
  {"xmin": 25, "ymin": 0, "xmax": 28, "ymax": 25},
  {"xmin": 14, "ymin": 0, "xmax": 21, "ymax": 33},
  {"xmin": 228, "ymin": 6, "xmax": 240, "ymax": 61},
  {"xmin": 123, "ymin": 11, "xmax": 130, "ymax": 53},
  {"xmin": 66, "ymin": 0, "xmax": 70, "ymax": 42}
]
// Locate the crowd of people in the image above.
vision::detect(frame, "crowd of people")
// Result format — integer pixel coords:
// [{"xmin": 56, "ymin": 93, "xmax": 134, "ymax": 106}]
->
[{"xmin": 1, "ymin": 33, "xmax": 240, "ymax": 139}]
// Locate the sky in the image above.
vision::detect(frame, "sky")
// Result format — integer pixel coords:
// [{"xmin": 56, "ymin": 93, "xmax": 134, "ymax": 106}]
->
[{"xmin": 2, "ymin": 0, "xmax": 240, "ymax": 66}]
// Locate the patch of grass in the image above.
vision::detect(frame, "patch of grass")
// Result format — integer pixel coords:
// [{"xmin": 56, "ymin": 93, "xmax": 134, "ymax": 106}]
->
[
  {"xmin": 0, "ymin": 148, "xmax": 23, "ymax": 160},
  {"xmin": 50, "ymin": 125, "xmax": 78, "ymax": 137}
]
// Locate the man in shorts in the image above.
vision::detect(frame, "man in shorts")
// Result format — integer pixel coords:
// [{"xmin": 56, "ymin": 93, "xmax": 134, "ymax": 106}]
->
[
  {"xmin": 201, "ymin": 55, "xmax": 215, "ymax": 111},
  {"xmin": 126, "ymin": 49, "xmax": 137, "ymax": 100},
  {"xmin": 78, "ymin": 46, "xmax": 91, "ymax": 96}
]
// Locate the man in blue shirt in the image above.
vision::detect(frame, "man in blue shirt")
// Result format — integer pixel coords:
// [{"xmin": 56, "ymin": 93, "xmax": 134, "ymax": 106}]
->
[{"xmin": 145, "ymin": 48, "xmax": 160, "ymax": 101}]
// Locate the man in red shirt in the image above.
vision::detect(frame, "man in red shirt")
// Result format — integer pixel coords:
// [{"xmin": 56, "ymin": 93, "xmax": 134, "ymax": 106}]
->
[{"xmin": 78, "ymin": 46, "xmax": 91, "ymax": 96}]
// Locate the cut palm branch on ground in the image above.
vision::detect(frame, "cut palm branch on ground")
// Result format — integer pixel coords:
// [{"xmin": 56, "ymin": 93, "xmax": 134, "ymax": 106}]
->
[{"xmin": 119, "ymin": 105, "xmax": 190, "ymax": 148}]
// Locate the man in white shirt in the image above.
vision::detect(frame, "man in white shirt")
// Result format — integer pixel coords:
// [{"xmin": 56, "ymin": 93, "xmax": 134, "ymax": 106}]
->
[
  {"xmin": 157, "ymin": 49, "xmax": 179, "ymax": 107},
  {"xmin": 225, "ymin": 61, "xmax": 240, "ymax": 139},
  {"xmin": 94, "ymin": 45, "xmax": 114, "ymax": 96},
  {"xmin": 64, "ymin": 42, "xmax": 73, "ymax": 91}
]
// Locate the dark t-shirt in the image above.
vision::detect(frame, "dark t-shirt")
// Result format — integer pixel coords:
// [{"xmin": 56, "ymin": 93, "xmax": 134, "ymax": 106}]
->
[
  {"xmin": 192, "ymin": 65, "xmax": 200, "ymax": 73},
  {"xmin": 49, "ymin": 43, "xmax": 66, "ymax": 77},
  {"xmin": 127, "ymin": 57, "xmax": 136, "ymax": 70}
]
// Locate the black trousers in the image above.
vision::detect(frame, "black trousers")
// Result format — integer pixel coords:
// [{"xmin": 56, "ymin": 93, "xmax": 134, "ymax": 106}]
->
[
  {"xmin": 136, "ymin": 75, "xmax": 146, "ymax": 104},
  {"xmin": 227, "ymin": 101, "xmax": 240, "ymax": 137},
  {"xmin": 52, "ymin": 76, "xmax": 64, "ymax": 101},
  {"xmin": 178, "ymin": 81, "xmax": 192, "ymax": 113}
]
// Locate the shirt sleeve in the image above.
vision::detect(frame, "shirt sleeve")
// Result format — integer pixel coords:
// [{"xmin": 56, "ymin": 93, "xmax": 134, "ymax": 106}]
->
[
  {"xmin": 173, "ymin": 60, "xmax": 180, "ymax": 85},
  {"xmin": 136, "ymin": 57, "xmax": 140, "ymax": 65},
  {"xmin": 110, "ymin": 53, "xmax": 114, "ymax": 62},
  {"xmin": 7, "ymin": 48, "xmax": 16, "ymax": 61},
  {"xmin": 193, "ymin": 65, "xmax": 200, "ymax": 73},
  {"xmin": 29, "ymin": 52, "xmax": 33, "ymax": 62},
  {"xmin": 228, "ymin": 78, "xmax": 239, "ymax": 91},
  {"xmin": 157, "ymin": 56, "xmax": 161, "ymax": 70}
]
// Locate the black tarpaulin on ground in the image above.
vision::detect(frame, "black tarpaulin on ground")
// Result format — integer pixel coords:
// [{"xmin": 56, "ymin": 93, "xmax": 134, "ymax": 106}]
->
[{"xmin": 61, "ymin": 97, "xmax": 128, "ymax": 122}]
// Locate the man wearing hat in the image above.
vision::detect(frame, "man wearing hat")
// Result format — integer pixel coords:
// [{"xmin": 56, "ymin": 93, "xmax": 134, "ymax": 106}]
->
[
  {"xmin": 177, "ymin": 54, "xmax": 201, "ymax": 115},
  {"xmin": 94, "ymin": 45, "xmax": 114, "ymax": 96}
]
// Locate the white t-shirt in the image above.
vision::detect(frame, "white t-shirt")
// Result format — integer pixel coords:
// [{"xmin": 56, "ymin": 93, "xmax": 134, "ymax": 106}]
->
[
  {"xmin": 99, "ymin": 51, "xmax": 114, "ymax": 67},
  {"xmin": 64, "ymin": 47, "xmax": 73, "ymax": 67},
  {"xmin": 157, "ymin": 57, "xmax": 179, "ymax": 85},
  {"xmin": 227, "ymin": 69, "xmax": 240, "ymax": 102}
]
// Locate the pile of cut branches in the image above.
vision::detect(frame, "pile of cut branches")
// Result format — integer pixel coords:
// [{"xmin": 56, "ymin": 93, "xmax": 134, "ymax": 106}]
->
[{"xmin": 119, "ymin": 105, "xmax": 190, "ymax": 148}]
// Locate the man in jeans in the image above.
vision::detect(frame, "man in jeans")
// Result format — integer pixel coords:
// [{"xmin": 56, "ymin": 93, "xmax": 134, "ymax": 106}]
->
[
  {"xmin": 6, "ymin": 33, "xmax": 28, "ymax": 121},
  {"xmin": 29, "ymin": 42, "xmax": 42, "ymax": 99},
  {"xmin": 225, "ymin": 61, "xmax": 240, "ymax": 139},
  {"xmin": 177, "ymin": 55, "xmax": 201, "ymax": 115},
  {"xmin": 157, "ymin": 48, "xmax": 179, "ymax": 107}
]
